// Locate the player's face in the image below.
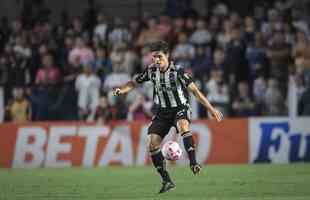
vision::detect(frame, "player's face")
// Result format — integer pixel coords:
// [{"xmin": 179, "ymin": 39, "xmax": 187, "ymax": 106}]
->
[{"xmin": 152, "ymin": 51, "xmax": 169, "ymax": 71}]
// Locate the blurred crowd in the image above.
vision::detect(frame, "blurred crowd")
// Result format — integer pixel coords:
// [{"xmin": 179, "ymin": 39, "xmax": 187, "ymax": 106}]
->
[{"xmin": 1, "ymin": 0, "xmax": 310, "ymax": 124}]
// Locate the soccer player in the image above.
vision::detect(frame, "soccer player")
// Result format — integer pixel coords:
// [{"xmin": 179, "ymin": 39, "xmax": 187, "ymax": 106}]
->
[{"xmin": 113, "ymin": 41, "xmax": 223, "ymax": 193}]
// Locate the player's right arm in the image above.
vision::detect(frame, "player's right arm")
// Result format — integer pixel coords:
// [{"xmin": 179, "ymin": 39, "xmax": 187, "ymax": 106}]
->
[
  {"xmin": 112, "ymin": 68, "xmax": 150, "ymax": 96},
  {"xmin": 112, "ymin": 81, "xmax": 136, "ymax": 96}
]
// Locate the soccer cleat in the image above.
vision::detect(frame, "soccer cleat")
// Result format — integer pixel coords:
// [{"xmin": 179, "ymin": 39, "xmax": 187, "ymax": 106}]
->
[
  {"xmin": 190, "ymin": 163, "xmax": 202, "ymax": 175},
  {"xmin": 158, "ymin": 181, "xmax": 176, "ymax": 194}
]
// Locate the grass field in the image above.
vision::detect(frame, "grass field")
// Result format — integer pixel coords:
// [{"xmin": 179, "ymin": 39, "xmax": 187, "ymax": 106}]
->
[{"xmin": 0, "ymin": 164, "xmax": 310, "ymax": 200}]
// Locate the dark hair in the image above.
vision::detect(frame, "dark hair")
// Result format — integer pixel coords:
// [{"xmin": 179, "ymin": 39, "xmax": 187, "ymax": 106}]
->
[{"xmin": 149, "ymin": 41, "xmax": 169, "ymax": 54}]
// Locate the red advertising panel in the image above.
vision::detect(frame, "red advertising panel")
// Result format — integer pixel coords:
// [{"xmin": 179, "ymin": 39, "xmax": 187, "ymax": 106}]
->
[{"xmin": 0, "ymin": 119, "xmax": 248, "ymax": 168}]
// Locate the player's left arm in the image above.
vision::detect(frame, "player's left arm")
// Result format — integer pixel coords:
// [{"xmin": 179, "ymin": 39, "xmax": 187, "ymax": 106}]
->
[
  {"xmin": 188, "ymin": 82, "xmax": 223, "ymax": 122},
  {"xmin": 178, "ymin": 70, "xmax": 223, "ymax": 122}
]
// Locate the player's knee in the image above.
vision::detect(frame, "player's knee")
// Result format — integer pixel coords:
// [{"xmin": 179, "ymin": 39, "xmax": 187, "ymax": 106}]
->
[
  {"xmin": 148, "ymin": 142, "xmax": 159, "ymax": 152},
  {"xmin": 147, "ymin": 135, "xmax": 161, "ymax": 152},
  {"xmin": 177, "ymin": 120, "xmax": 190, "ymax": 133},
  {"xmin": 148, "ymin": 139, "xmax": 160, "ymax": 151}
]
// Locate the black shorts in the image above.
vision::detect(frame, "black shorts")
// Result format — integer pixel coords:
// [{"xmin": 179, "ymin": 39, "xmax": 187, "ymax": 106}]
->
[{"xmin": 148, "ymin": 106, "xmax": 191, "ymax": 138}]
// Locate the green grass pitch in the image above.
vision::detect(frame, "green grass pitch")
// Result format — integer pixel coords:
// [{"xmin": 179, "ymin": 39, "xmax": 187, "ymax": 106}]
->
[{"xmin": 0, "ymin": 164, "xmax": 310, "ymax": 200}]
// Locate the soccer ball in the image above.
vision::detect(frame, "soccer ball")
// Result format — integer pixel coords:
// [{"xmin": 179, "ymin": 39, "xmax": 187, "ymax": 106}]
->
[{"xmin": 162, "ymin": 141, "xmax": 182, "ymax": 161}]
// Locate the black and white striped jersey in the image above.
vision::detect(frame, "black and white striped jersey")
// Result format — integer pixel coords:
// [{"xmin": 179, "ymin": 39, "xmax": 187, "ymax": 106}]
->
[{"xmin": 134, "ymin": 62, "xmax": 193, "ymax": 109}]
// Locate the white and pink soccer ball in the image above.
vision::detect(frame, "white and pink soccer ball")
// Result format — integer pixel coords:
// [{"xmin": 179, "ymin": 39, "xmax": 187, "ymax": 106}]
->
[{"xmin": 162, "ymin": 141, "xmax": 182, "ymax": 161}]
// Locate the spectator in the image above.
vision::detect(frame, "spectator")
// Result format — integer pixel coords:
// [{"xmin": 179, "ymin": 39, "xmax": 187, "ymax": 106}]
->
[
  {"xmin": 0, "ymin": 56, "xmax": 10, "ymax": 103},
  {"xmin": 58, "ymin": 36, "xmax": 74, "ymax": 67},
  {"xmin": 184, "ymin": 17, "xmax": 196, "ymax": 35},
  {"xmin": 5, "ymin": 43, "xmax": 30, "ymax": 87},
  {"xmin": 253, "ymin": 76, "xmax": 267, "ymax": 107},
  {"xmin": 6, "ymin": 87, "xmax": 31, "ymax": 123},
  {"xmin": 103, "ymin": 64, "xmax": 131, "ymax": 120},
  {"xmin": 103, "ymin": 69, "xmax": 131, "ymax": 92},
  {"xmin": 108, "ymin": 18, "xmax": 132, "ymax": 46},
  {"xmin": 140, "ymin": 46, "xmax": 153, "ymax": 68},
  {"xmin": 292, "ymin": 30, "xmax": 310, "ymax": 81},
  {"xmin": 128, "ymin": 17, "xmax": 142, "ymax": 44},
  {"xmin": 127, "ymin": 93, "xmax": 152, "ymax": 121},
  {"xmin": 56, "ymin": 56, "xmax": 80, "ymax": 120},
  {"xmin": 54, "ymin": 24, "xmax": 66, "ymax": 46},
  {"xmin": 232, "ymin": 82, "xmax": 256, "ymax": 116},
  {"xmin": 266, "ymin": 31, "xmax": 291, "ymax": 95},
  {"xmin": 209, "ymin": 15, "xmax": 220, "ymax": 36},
  {"xmin": 93, "ymin": 13, "xmax": 109, "ymax": 43},
  {"xmin": 225, "ymin": 26, "xmax": 248, "ymax": 84},
  {"xmin": 191, "ymin": 46, "xmax": 211, "ymax": 79},
  {"xmin": 216, "ymin": 18, "xmax": 232, "ymax": 49},
  {"xmin": 189, "ymin": 18, "xmax": 212, "ymax": 46},
  {"xmin": 213, "ymin": 48, "xmax": 226, "ymax": 74},
  {"xmin": 230, "ymin": 12, "xmax": 242, "ymax": 27},
  {"xmin": 69, "ymin": 37, "xmax": 95, "ymax": 65},
  {"xmin": 64, "ymin": 56, "xmax": 81, "ymax": 88},
  {"xmin": 95, "ymin": 94, "xmax": 113, "ymax": 124},
  {"xmin": 294, "ymin": 57, "xmax": 308, "ymax": 92},
  {"xmin": 75, "ymin": 64, "xmax": 100, "ymax": 120},
  {"xmin": 246, "ymin": 32, "xmax": 268, "ymax": 80},
  {"xmin": 10, "ymin": 18, "xmax": 23, "ymax": 39},
  {"xmin": 13, "ymin": 34, "xmax": 31, "ymax": 60},
  {"xmin": 136, "ymin": 18, "xmax": 162, "ymax": 47},
  {"xmin": 298, "ymin": 86, "xmax": 310, "ymax": 116},
  {"xmin": 92, "ymin": 45, "xmax": 112, "ymax": 81},
  {"xmin": 292, "ymin": 31, "xmax": 310, "ymax": 60},
  {"xmin": 110, "ymin": 43, "xmax": 138, "ymax": 74},
  {"xmin": 283, "ymin": 22, "xmax": 295, "ymax": 45},
  {"xmin": 71, "ymin": 16, "xmax": 89, "ymax": 39},
  {"xmin": 157, "ymin": 15, "xmax": 173, "ymax": 41},
  {"xmin": 288, "ymin": 68, "xmax": 306, "ymax": 117},
  {"xmin": 261, "ymin": 9, "xmax": 283, "ymax": 39},
  {"xmin": 263, "ymin": 78, "xmax": 286, "ymax": 116},
  {"xmin": 31, "ymin": 53, "xmax": 61, "ymax": 120},
  {"xmin": 172, "ymin": 17, "xmax": 185, "ymax": 34},
  {"xmin": 244, "ymin": 16, "xmax": 256, "ymax": 45},
  {"xmin": 172, "ymin": 32, "xmax": 195, "ymax": 67},
  {"xmin": 35, "ymin": 54, "xmax": 60, "ymax": 85},
  {"xmin": 29, "ymin": 83, "xmax": 50, "ymax": 121},
  {"xmin": 205, "ymin": 68, "xmax": 230, "ymax": 116}
]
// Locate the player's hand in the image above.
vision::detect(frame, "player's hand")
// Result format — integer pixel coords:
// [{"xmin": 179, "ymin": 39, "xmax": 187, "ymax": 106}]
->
[
  {"xmin": 210, "ymin": 108, "xmax": 223, "ymax": 122},
  {"xmin": 112, "ymin": 88, "xmax": 122, "ymax": 96}
]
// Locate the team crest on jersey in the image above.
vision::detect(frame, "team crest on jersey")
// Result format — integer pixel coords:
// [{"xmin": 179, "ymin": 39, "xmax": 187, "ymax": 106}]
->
[{"xmin": 176, "ymin": 109, "xmax": 185, "ymax": 117}]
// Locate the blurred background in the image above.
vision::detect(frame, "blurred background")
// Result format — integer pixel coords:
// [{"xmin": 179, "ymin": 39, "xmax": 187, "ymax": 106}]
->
[{"xmin": 0, "ymin": 0, "xmax": 309, "ymax": 123}]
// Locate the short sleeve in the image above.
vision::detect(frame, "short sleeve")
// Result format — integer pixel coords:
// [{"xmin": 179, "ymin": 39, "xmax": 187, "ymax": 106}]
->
[
  {"xmin": 134, "ymin": 68, "xmax": 150, "ymax": 84},
  {"xmin": 177, "ymin": 70, "xmax": 194, "ymax": 87}
]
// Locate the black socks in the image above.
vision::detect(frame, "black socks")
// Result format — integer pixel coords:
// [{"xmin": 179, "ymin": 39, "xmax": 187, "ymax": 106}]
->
[
  {"xmin": 182, "ymin": 131, "xmax": 197, "ymax": 165},
  {"xmin": 150, "ymin": 148, "xmax": 172, "ymax": 182}
]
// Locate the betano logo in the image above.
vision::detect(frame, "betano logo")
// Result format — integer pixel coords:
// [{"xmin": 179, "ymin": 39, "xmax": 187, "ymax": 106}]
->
[{"xmin": 11, "ymin": 124, "xmax": 211, "ymax": 168}]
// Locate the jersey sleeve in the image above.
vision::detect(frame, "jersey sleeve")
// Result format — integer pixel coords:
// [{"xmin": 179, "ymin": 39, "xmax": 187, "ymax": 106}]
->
[
  {"xmin": 177, "ymin": 69, "xmax": 194, "ymax": 87},
  {"xmin": 133, "ymin": 68, "xmax": 150, "ymax": 84}
]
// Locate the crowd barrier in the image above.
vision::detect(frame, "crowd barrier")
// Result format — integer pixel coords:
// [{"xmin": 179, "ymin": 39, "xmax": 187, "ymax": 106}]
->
[{"xmin": 0, "ymin": 117, "xmax": 309, "ymax": 168}]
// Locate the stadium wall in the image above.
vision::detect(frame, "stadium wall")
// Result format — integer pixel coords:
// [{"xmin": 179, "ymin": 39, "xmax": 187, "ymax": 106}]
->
[{"xmin": 0, "ymin": 117, "xmax": 309, "ymax": 168}]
